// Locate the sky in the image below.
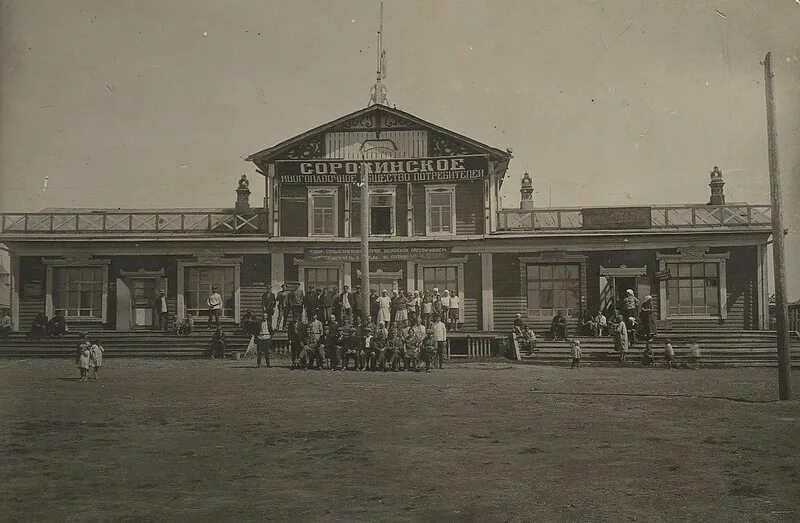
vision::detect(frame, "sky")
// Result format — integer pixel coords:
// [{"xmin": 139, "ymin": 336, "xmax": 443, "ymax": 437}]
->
[{"xmin": 0, "ymin": 0, "xmax": 798, "ymax": 298}]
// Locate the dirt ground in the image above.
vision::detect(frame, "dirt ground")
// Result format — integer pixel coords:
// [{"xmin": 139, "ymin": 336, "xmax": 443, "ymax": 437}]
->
[{"xmin": 1, "ymin": 357, "xmax": 799, "ymax": 522}]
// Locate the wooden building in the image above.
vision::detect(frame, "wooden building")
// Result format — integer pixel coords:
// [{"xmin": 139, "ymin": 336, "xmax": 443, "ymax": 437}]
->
[{"xmin": 0, "ymin": 104, "xmax": 774, "ymax": 347}]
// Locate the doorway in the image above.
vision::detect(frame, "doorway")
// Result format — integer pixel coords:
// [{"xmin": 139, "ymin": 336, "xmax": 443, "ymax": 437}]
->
[
  {"xmin": 130, "ymin": 278, "xmax": 157, "ymax": 329},
  {"xmin": 599, "ymin": 266, "xmax": 650, "ymax": 316}
]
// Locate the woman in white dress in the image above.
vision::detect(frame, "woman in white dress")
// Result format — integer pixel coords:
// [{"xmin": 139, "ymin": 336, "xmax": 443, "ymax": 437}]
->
[{"xmin": 377, "ymin": 290, "xmax": 392, "ymax": 325}]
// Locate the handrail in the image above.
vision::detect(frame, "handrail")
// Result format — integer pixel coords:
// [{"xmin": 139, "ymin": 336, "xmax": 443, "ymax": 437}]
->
[
  {"xmin": 0, "ymin": 210, "xmax": 268, "ymax": 234},
  {"xmin": 496, "ymin": 204, "xmax": 772, "ymax": 231}
]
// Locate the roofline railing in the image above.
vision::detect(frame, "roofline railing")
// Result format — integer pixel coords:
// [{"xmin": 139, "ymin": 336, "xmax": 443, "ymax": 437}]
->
[
  {"xmin": 0, "ymin": 210, "xmax": 268, "ymax": 235},
  {"xmin": 496, "ymin": 204, "xmax": 772, "ymax": 231}
]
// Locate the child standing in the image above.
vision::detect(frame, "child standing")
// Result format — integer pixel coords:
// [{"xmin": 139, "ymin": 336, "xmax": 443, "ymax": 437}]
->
[
  {"xmin": 89, "ymin": 337, "xmax": 104, "ymax": 380},
  {"xmin": 570, "ymin": 339, "xmax": 582, "ymax": 369},
  {"xmin": 78, "ymin": 345, "xmax": 91, "ymax": 381},
  {"xmin": 664, "ymin": 339, "xmax": 675, "ymax": 370}
]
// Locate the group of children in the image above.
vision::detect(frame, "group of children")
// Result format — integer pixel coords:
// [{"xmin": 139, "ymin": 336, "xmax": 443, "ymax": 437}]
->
[
  {"xmin": 76, "ymin": 333, "xmax": 104, "ymax": 381},
  {"xmin": 568, "ymin": 337, "xmax": 692, "ymax": 369}
]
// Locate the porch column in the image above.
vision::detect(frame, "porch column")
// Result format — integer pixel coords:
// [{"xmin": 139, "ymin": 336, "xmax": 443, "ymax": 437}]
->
[
  {"xmin": 270, "ymin": 253, "xmax": 284, "ymax": 296},
  {"xmin": 481, "ymin": 252, "xmax": 494, "ymax": 331},
  {"xmin": 10, "ymin": 252, "xmax": 19, "ymax": 331},
  {"xmin": 757, "ymin": 243, "xmax": 770, "ymax": 329}
]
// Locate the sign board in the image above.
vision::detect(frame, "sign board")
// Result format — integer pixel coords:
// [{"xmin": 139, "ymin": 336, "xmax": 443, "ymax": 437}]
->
[
  {"xmin": 654, "ymin": 269, "xmax": 671, "ymax": 281},
  {"xmin": 276, "ymin": 155, "xmax": 489, "ymax": 184},
  {"xmin": 305, "ymin": 247, "xmax": 450, "ymax": 263},
  {"xmin": 582, "ymin": 207, "xmax": 652, "ymax": 230}
]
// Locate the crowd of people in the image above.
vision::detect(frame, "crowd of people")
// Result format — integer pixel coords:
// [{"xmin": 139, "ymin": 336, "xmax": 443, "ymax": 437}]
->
[
  {"xmin": 239, "ymin": 286, "xmax": 450, "ymax": 371},
  {"xmin": 26, "ymin": 311, "xmax": 68, "ymax": 338},
  {"xmin": 260, "ymin": 283, "xmax": 462, "ymax": 333},
  {"xmin": 511, "ymin": 291, "xmax": 691, "ymax": 368}
]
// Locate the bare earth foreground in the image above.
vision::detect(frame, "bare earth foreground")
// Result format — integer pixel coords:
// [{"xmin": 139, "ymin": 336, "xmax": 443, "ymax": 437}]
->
[{"xmin": 1, "ymin": 358, "xmax": 799, "ymax": 522}]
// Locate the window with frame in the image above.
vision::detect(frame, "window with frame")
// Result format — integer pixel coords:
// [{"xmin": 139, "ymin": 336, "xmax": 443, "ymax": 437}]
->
[
  {"xmin": 52, "ymin": 266, "xmax": 104, "ymax": 318},
  {"xmin": 666, "ymin": 262, "xmax": 720, "ymax": 316},
  {"xmin": 525, "ymin": 263, "xmax": 580, "ymax": 318},
  {"xmin": 426, "ymin": 186, "xmax": 455, "ymax": 235},
  {"xmin": 184, "ymin": 266, "xmax": 236, "ymax": 318},
  {"xmin": 305, "ymin": 267, "xmax": 339, "ymax": 291},
  {"xmin": 369, "ymin": 189, "xmax": 395, "ymax": 235},
  {"xmin": 422, "ymin": 266, "xmax": 458, "ymax": 294},
  {"xmin": 309, "ymin": 187, "xmax": 337, "ymax": 236}
]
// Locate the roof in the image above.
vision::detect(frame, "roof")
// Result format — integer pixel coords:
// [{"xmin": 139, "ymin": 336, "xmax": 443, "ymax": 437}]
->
[{"xmin": 245, "ymin": 104, "xmax": 513, "ymax": 166}]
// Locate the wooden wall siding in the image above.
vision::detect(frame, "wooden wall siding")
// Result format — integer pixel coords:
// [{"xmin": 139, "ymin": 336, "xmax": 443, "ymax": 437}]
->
[
  {"xmin": 462, "ymin": 254, "xmax": 482, "ymax": 330},
  {"xmin": 325, "ymin": 131, "xmax": 428, "ymax": 159},
  {"xmin": 396, "ymin": 184, "xmax": 408, "ymax": 237},
  {"xmin": 412, "ymin": 189, "xmax": 426, "ymax": 235},
  {"xmin": 493, "ymin": 253, "xmax": 523, "ymax": 332},
  {"xmin": 241, "ymin": 255, "xmax": 270, "ymax": 287},
  {"xmin": 722, "ymin": 245, "xmax": 758, "ymax": 329},
  {"xmin": 241, "ymin": 286, "xmax": 264, "ymax": 317},
  {"xmin": 280, "ymin": 185, "xmax": 308, "ymax": 236},
  {"xmin": 455, "ymin": 182, "xmax": 484, "ymax": 235},
  {"xmin": 19, "ymin": 297, "xmax": 44, "ymax": 332}
]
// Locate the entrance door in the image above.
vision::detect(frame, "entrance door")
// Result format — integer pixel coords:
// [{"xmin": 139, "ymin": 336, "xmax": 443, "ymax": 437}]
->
[{"xmin": 131, "ymin": 278, "xmax": 157, "ymax": 329}]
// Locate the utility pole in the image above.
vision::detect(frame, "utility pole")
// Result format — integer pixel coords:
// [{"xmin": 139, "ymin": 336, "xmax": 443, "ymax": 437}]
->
[
  {"xmin": 763, "ymin": 52, "xmax": 791, "ymax": 400},
  {"xmin": 360, "ymin": 157, "xmax": 371, "ymax": 318}
]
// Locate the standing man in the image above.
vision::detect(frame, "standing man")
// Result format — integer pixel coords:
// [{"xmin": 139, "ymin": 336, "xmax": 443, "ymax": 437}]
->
[
  {"xmin": 261, "ymin": 288, "xmax": 277, "ymax": 330},
  {"xmin": 289, "ymin": 284, "xmax": 304, "ymax": 325},
  {"xmin": 351, "ymin": 285, "xmax": 364, "ymax": 322},
  {"xmin": 156, "ymin": 290, "xmax": 169, "ymax": 333},
  {"xmin": 431, "ymin": 314, "xmax": 447, "ymax": 370},
  {"xmin": 207, "ymin": 286, "xmax": 222, "ymax": 330},
  {"xmin": 276, "ymin": 284, "xmax": 289, "ymax": 330},
  {"xmin": 338, "ymin": 285, "xmax": 352, "ymax": 323},
  {"xmin": 303, "ymin": 285, "xmax": 318, "ymax": 324},
  {"xmin": 256, "ymin": 313, "xmax": 273, "ymax": 368}
]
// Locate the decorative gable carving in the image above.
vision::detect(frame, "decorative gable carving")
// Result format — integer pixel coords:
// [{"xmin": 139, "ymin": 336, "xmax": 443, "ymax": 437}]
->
[
  {"xmin": 283, "ymin": 134, "xmax": 325, "ymax": 160},
  {"xmin": 430, "ymin": 131, "xmax": 482, "ymax": 156}
]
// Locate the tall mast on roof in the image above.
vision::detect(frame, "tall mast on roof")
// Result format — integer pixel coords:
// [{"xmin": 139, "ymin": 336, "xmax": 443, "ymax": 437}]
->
[{"xmin": 369, "ymin": 1, "xmax": 387, "ymax": 106}]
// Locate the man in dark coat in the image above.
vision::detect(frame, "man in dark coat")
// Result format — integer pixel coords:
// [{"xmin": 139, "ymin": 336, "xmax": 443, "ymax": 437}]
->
[
  {"xmin": 261, "ymin": 289, "xmax": 277, "ymax": 329},
  {"xmin": 550, "ymin": 310, "xmax": 567, "ymax": 341}
]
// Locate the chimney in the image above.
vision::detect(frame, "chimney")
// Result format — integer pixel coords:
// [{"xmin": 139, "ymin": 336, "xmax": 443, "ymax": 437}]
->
[
  {"xmin": 520, "ymin": 171, "xmax": 534, "ymax": 210},
  {"xmin": 708, "ymin": 166, "xmax": 725, "ymax": 205},
  {"xmin": 235, "ymin": 174, "xmax": 251, "ymax": 212}
]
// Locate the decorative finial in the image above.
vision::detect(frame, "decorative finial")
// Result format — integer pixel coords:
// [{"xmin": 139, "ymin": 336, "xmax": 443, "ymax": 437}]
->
[
  {"xmin": 708, "ymin": 166, "xmax": 725, "ymax": 205},
  {"xmin": 238, "ymin": 174, "xmax": 250, "ymax": 191},
  {"xmin": 520, "ymin": 171, "xmax": 534, "ymax": 210}
]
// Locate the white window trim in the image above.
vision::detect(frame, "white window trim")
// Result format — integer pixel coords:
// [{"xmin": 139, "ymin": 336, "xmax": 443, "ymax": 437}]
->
[
  {"xmin": 293, "ymin": 259, "xmax": 345, "ymax": 292},
  {"xmin": 369, "ymin": 185, "xmax": 397, "ymax": 237},
  {"xmin": 177, "ymin": 259, "xmax": 242, "ymax": 323},
  {"xmin": 657, "ymin": 252, "xmax": 728, "ymax": 320},
  {"xmin": 415, "ymin": 258, "xmax": 467, "ymax": 323},
  {"xmin": 425, "ymin": 184, "xmax": 456, "ymax": 236},
  {"xmin": 43, "ymin": 258, "xmax": 110, "ymax": 323},
  {"xmin": 308, "ymin": 186, "xmax": 339, "ymax": 237}
]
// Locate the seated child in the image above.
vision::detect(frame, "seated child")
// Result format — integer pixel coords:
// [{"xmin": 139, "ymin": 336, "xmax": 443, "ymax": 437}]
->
[{"xmin": 641, "ymin": 342, "xmax": 654, "ymax": 366}]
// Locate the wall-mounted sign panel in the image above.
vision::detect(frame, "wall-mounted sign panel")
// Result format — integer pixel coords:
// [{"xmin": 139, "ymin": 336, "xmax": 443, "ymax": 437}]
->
[{"xmin": 276, "ymin": 155, "xmax": 488, "ymax": 184}]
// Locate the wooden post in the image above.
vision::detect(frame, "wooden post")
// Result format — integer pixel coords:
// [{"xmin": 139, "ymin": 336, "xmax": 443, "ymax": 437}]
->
[
  {"xmin": 10, "ymin": 252, "xmax": 19, "ymax": 331},
  {"xmin": 763, "ymin": 52, "xmax": 792, "ymax": 400},
  {"xmin": 481, "ymin": 252, "xmax": 494, "ymax": 331}
]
